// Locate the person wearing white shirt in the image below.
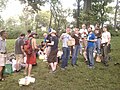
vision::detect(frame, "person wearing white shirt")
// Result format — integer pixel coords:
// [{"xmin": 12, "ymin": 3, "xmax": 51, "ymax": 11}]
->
[
  {"xmin": 79, "ymin": 24, "xmax": 88, "ymax": 63},
  {"xmin": 60, "ymin": 28, "xmax": 72, "ymax": 70},
  {"xmin": 101, "ymin": 26, "xmax": 111, "ymax": 66}
]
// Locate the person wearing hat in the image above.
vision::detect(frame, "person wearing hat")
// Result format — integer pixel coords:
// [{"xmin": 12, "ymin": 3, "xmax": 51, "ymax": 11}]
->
[
  {"xmin": 15, "ymin": 33, "xmax": 25, "ymax": 72},
  {"xmin": 24, "ymin": 32, "xmax": 38, "ymax": 76},
  {"xmin": 0, "ymin": 30, "xmax": 7, "ymax": 81},
  {"xmin": 47, "ymin": 30, "xmax": 58, "ymax": 73},
  {"xmin": 45, "ymin": 29, "xmax": 53, "ymax": 57}
]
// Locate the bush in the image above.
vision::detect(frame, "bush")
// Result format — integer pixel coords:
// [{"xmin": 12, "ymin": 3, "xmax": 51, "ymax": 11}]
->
[
  {"xmin": 107, "ymin": 25, "xmax": 120, "ymax": 37},
  {"xmin": 109, "ymin": 30, "xmax": 120, "ymax": 37},
  {"xmin": 7, "ymin": 30, "xmax": 22, "ymax": 39}
]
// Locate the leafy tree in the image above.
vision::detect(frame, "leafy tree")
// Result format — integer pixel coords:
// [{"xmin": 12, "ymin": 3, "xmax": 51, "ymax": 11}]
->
[
  {"xmin": 19, "ymin": 0, "xmax": 47, "ymax": 12},
  {"xmin": 0, "ymin": 0, "xmax": 8, "ymax": 12},
  {"xmin": 49, "ymin": 0, "xmax": 71, "ymax": 32},
  {"xmin": 73, "ymin": 0, "xmax": 114, "ymax": 27},
  {"xmin": 114, "ymin": 0, "xmax": 119, "ymax": 30},
  {"xmin": 0, "ymin": 0, "xmax": 8, "ymax": 28}
]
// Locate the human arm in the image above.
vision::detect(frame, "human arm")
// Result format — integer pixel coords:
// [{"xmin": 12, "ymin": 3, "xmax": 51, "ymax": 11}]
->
[{"xmin": 107, "ymin": 32, "xmax": 111, "ymax": 46}]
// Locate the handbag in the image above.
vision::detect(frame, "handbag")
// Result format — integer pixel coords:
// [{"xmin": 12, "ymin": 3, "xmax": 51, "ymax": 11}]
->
[
  {"xmin": 67, "ymin": 38, "xmax": 75, "ymax": 46},
  {"xmin": 96, "ymin": 56, "xmax": 101, "ymax": 62}
]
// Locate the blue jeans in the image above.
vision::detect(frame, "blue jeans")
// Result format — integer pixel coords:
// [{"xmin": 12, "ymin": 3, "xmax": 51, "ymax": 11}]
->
[
  {"xmin": 72, "ymin": 45, "xmax": 80, "ymax": 65},
  {"xmin": 94, "ymin": 38, "xmax": 101, "ymax": 55},
  {"xmin": 87, "ymin": 47, "xmax": 94, "ymax": 66},
  {"xmin": 61, "ymin": 47, "xmax": 70, "ymax": 68}
]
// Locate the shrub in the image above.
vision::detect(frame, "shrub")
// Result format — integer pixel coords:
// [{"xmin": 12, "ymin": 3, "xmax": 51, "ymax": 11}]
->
[{"xmin": 7, "ymin": 30, "xmax": 22, "ymax": 39}]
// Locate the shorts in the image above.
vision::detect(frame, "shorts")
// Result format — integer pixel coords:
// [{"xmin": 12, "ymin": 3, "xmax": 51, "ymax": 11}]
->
[
  {"xmin": 47, "ymin": 49, "xmax": 58, "ymax": 63},
  {"xmin": 15, "ymin": 54, "xmax": 24, "ymax": 64},
  {"xmin": 0, "ymin": 54, "xmax": 7, "ymax": 66}
]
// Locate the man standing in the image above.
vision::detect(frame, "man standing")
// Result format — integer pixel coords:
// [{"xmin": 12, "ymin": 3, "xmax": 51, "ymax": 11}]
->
[
  {"xmin": 80, "ymin": 24, "xmax": 88, "ymax": 62},
  {"xmin": 72, "ymin": 28, "xmax": 81, "ymax": 66},
  {"xmin": 101, "ymin": 26, "xmax": 111, "ymax": 66},
  {"xmin": 15, "ymin": 33, "xmax": 25, "ymax": 72},
  {"xmin": 87, "ymin": 27, "xmax": 96, "ymax": 68},
  {"xmin": 0, "ymin": 30, "xmax": 7, "ymax": 81},
  {"xmin": 60, "ymin": 27, "xmax": 72, "ymax": 70}
]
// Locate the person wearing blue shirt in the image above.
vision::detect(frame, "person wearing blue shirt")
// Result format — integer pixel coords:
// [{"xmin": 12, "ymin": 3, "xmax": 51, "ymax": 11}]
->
[{"xmin": 87, "ymin": 27, "xmax": 96, "ymax": 68}]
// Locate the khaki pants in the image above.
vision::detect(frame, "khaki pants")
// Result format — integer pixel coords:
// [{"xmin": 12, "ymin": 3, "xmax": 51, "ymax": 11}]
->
[{"xmin": 15, "ymin": 54, "xmax": 24, "ymax": 64}]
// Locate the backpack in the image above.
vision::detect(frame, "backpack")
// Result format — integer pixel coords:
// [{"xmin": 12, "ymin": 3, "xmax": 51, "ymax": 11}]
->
[{"xmin": 23, "ymin": 38, "xmax": 33, "ymax": 55}]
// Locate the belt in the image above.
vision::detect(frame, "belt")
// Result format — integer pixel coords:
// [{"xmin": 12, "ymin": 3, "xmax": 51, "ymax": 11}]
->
[{"xmin": 0, "ymin": 52, "xmax": 6, "ymax": 54}]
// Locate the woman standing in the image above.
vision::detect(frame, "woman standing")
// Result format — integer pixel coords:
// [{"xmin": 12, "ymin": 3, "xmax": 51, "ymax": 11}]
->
[
  {"xmin": 47, "ymin": 30, "xmax": 58, "ymax": 73},
  {"xmin": 101, "ymin": 26, "xmax": 111, "ymax": 66},
  {"xmin": 24, "ymin": 33, "xmax": 38, "ymax": 76}
]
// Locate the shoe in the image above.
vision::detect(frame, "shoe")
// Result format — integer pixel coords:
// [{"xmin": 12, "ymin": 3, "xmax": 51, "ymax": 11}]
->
[
  {"xmin": 88, "ymin": 66, "xmax": 95, "ymax": 69},
  {"xmin": 75, "ymin": 64, "xmax": 79, "ymax": 66},
  {"xmin": 14, "ymin": 70, "xmax": 20, "ymax": 73},
  {"xmin": 104, "ymin": 63, "xmax": 109, "ymax": 67},
  {"xmin": 114, "ymin": 62, "xmax": 120, "ymax": 65},
  {"xmin": 61, "ymin": 68, "xmax": 65, "ymax": 70}
]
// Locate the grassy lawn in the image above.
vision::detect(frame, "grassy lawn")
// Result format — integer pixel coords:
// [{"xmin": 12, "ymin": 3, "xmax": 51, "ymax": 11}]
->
[{"xmin": 0, "ymin": 37, "xmax": 120, "ymax": 90}]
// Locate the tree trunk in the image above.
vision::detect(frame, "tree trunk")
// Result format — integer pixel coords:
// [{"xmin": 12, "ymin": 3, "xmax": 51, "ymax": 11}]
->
[
  {"xmin": 49, "ymin": 6, "xmax": 52, "ymax": 29},
  {"xmin": 84, "ymin": 0, "xmax": 92, "ymax": 12},
  {"xmin": 77, "ymin": 0, "xmax": 80, "ymax": 28},
  {"xmin": 114, "ymin": 0, "xmax": 119, "ymax": 30}
]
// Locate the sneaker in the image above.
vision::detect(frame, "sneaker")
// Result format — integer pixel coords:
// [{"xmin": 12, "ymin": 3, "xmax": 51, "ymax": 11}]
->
[
  {"xmin": 104, "ymin": 63, "xmax": 109, "ymax": 67},
  {"xmin": 88, "ymin": 66, "xmax": 95, "ymax": 69}
]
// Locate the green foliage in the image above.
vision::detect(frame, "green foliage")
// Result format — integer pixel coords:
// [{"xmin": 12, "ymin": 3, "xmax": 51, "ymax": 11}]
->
[
  {"xmin": 35, "ymin": 11, "xmax": 51, "ymax": 27},
  {"xmin": 73, "ymin": 0, "xmax": 114, "ymax": 26},
  {"xmin": 107, "ymin": 25, "xmax": 120, "ymax": 37},
  {"xmin": 7, "ymin": 30, "xmax": 22, "ymax": 39},
  {"xmin": 0, "ymin": 0, "xmax": 8, "ymax": 12},
  {"xmin": 19, "ymin": 0, "xmax": 46, "ymax": 12}
]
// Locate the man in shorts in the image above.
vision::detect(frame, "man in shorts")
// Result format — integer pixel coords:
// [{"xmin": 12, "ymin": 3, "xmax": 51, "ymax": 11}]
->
[
  {"xmin": 0, "ymin": 30, "xmax": 7, "ymax": 81},
  {"xmin": 15, "ymin": 33, "xmax": 25, "ymax": 72}
]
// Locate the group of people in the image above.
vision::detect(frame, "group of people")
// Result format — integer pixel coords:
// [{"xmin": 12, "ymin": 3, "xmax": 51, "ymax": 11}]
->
[
  {"xmin": 42, "ymin": 23, "xmax": 111, "ymax": 72},
  {"xmin": 0, "ymin": 23, "xmax": 111, "ymax": 80}
]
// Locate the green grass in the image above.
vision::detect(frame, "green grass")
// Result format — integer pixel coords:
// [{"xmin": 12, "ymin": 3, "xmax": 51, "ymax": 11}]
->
[{"xmin": 0, "ymin": 37, "xmax": 120, "ymax": 90}]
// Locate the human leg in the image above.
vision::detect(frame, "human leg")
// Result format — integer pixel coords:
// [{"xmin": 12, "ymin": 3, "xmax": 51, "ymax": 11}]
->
[
  {"xmin": 61, "ymin": 47, "xmax": 67, "ymax": 68},
  {"xmin": 28, "ymin": 64, "xmax": 32, "ymax": 76}
]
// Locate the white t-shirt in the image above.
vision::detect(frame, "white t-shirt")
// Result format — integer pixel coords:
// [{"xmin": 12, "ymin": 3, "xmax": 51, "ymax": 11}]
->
[
  {"xmin": 101, "ymin": 31, "xmax": 111, "ymax": 44},
  {"xmin": 79, "ymin": 29, "xmax": 88, "ymax": 38},
  {"xmin": 60, "ymin": 33, "xmax": 72, "ymax": 47}
]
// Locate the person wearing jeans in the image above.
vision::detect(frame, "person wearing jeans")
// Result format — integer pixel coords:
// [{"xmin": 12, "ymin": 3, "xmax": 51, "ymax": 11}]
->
[
  {"xmin": 94, "ymin": 28, "xmax": 101, "ymax": 62},
  {"xmin": 61, "ymin": 47, "xmax": 70, "ymax": 68},
  {"xmin": 72, "ymin": 28, "xmax": 80, "ymax": 66},
  {"xmin": 60, "ymin": 28, "xmax": 72, "ymax": 69},
  {"xmin": 87, "ymin": 27, "xmax": 96, "ymax": 68}
]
